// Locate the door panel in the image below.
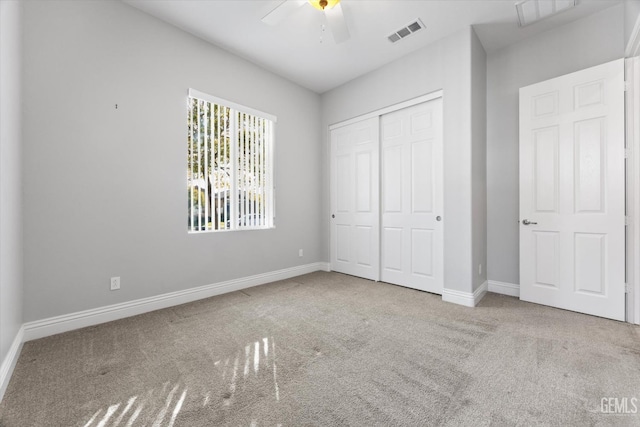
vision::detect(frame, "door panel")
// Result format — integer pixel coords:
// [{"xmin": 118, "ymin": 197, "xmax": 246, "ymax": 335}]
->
[
  {"xmin": 330, "ymin": 117, "xmax": 379, "ymax": 280},
  {"xmin": 380, "ymin": 99, "xmax": 443, "ymax": 294},
  {"xmin": 574, "ymin": 118, "xmax": 604, "ymax": 213},
  {"xmin": 383, "ymin": 146, "xmax": 402, "ymax": 212},
  {"xmin": 411, "ymin": 141, "xmax": 434, "ymax": 213},
  {"xmin": 336, "ymin": 225, "xmax": 350, "ymax": 262},
  {"xmin": 533, "ymin": 127, "xmax": 559, "ymax": 213},
  {"xmin": 355, "ymin": 226, "xmax": 373, "ymax": 266},
  {"xmin": 382, "ymin": 227, "xmax": 403, "ymax": 272},
  {"xmin": 519, "ymin": 58, "xmax": 625, "ymax": 321},
  {"xmin": 533, "ymin": 231, "xmax": 559, "ymax": 287},
  {"xmin": 411, "ymin": 229, "xmax": 433, "ymax": 276},
  {"xmin": 574, "ymin": 233, "xmax": 605, "ymax": 295},
  {"xmin": 355, "ymin": 152, "xmax": 372, "ymax": 212}
]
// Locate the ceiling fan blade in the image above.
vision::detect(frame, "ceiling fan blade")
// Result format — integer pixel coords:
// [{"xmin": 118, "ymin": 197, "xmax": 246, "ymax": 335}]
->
[
  {"xmin": 325, "ymin": 3, "xmax": 350, "ymax": 43},
  {"xmin": 261, "ymin": 0, "xmax": 306, "ymax": 26}
]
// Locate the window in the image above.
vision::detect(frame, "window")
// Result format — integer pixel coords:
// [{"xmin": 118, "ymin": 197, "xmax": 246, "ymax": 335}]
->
[{"xmin": 187, "ymin": 89, "xmax": 275, "ymax": 232}]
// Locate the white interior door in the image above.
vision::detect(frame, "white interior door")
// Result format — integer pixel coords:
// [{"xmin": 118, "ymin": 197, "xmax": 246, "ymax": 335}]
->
[
  {"xmin": 380, "ymin": 99, "xmax": 443, "ymax": 294},
  {"xmin": 330, "ymin": 117, "xmax": 379, "ymax": 280},
  {"xmin": 519, "ymin": 58, "xmax": 625, "ymax": 321}
]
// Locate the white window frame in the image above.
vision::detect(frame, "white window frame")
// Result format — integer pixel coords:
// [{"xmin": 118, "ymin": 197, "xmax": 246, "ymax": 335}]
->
[{"xmin": 188, "ymin": 89, "xmax": 276, "ymax": 233}]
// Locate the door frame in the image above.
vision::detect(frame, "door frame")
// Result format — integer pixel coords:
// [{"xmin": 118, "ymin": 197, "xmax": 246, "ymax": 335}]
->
[
  {"xmin": 626, "ymin": 57, "xmax": 640, "ymax": 325},
  {"xmin": 329, "ymin": 91, "xmax": 444, "ymax": 132},
  {"xmin": 328, "ymin": 89, "xmax": 444, "ymax": 281}
]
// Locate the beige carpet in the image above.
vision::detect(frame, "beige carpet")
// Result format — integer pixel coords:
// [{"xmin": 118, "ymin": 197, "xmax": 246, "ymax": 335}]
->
[{"xmin": 1, "ymin": 272, "xmax": 640, "ymax": 426}]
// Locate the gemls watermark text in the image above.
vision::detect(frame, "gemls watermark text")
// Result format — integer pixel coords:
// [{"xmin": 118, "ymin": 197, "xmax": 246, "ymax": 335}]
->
[{"xmin": 601, "ymin": 397, "xmax": 638, "ymax": 415}]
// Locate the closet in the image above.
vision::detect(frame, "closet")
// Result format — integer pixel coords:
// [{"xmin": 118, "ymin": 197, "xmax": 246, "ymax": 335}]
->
[{"xmin": 329, "ymin": 95, "xmax": 444, "ymax": 294}]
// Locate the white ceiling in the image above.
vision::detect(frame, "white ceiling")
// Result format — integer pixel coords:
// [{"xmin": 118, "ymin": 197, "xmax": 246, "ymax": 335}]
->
[{"xmin": 123, "ymin": 0, "xmax": 621, "ymax": 93}]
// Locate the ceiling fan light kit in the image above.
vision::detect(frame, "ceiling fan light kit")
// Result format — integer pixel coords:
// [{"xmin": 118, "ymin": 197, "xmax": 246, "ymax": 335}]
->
[
  {"xmin": 309, "ymin": 0, "xmax": 340, "ymax": 11},
  {"xmin": 262, "ymin": 0, "xmax": 350, "ymax": 44}
]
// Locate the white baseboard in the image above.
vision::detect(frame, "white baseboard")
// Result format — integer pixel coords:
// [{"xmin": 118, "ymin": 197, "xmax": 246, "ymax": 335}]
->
[
  {"xmin": 442, "ymin": 281, "xmax": 488, "ymax": 307},
  {"xmin": 0, "ymin": 326, "xmax": 24, "ymax": 402},
  {"xmin": 488, "ymin": 280, "xmax": 520, "ymax": 297},
  {"xmin": 23, "ymin": 262, "xmax": 328, "ymax": 342}
]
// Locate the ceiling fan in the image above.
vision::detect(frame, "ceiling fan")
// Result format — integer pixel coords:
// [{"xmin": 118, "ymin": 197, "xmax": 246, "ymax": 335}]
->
[{"xmin": 261, "ymin": 0, "xmax": 351, "ymax": 44}]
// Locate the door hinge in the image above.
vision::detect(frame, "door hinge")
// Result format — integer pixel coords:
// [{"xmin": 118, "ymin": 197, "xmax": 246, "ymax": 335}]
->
[
  {"xmin": 625, "ymin": 81, "xmax": 631, "ymax": 92},
  {"xmin": 626, "ymin": 216, "xmax": 631, "ymax": 226},
  {"xmin": 626, "ymin": 283, "xmax": 632, "ymax": 294},
  {"xmin": 625, "ymin": 148, "xmax": 631, "ymax": 159}
]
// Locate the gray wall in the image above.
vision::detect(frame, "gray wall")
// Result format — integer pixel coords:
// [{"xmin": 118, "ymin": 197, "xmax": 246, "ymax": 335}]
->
[
  {"xmin": 471, "ymin": 29, "xmax": 487, "ymax": 291},
  {"xmin": 0, "ymin": 0, "xmax": 24, "ymax": 363},
  {"xmin": 625, "ymin": 0, "xmax": 640, "ymax": 51},
  {"xmin": 22, "ymin": 0, "xmax": 322, "ymax": 321},
  {"xmin": 486, "ymin": 5, "xmax": 625, "ymax": 285},
  {"xmin": 321, "ymin": 28, "xmax": 481, "ymax": 294}
]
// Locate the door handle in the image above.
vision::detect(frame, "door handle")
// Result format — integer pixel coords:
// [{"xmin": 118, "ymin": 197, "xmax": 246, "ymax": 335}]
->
[{"xmin": 522, "ymin": 219, "xmax": 537, "ymax": 225}]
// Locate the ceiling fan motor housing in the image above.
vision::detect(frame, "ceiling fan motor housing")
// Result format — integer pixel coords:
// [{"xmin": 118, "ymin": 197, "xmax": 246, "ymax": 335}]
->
[{"xmin": 309, "ymin": 0, "xmax": 340, "ymax": 11}]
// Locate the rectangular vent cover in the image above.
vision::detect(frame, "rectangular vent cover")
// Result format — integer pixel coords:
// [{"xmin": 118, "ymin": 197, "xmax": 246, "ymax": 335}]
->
[
  {"xmin": 515, "ymin": 0, "xmax": 576, "ymax": 27},
  {"xmin": 387, "ymin": 19, "xmax": 424, "ymax": 43}
]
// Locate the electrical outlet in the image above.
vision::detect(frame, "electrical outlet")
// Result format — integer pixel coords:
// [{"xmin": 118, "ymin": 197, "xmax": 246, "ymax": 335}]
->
[
  {"xmin": 478, "ymin": 264, "xmax": 482, "ymax": 276},
  {"xmin": 299, "ymin": 249, "xmax": 304, "ymax": 257},
  {"xmin": 110, "ymin": 276, "xmax": 120, "ymax": 291}
]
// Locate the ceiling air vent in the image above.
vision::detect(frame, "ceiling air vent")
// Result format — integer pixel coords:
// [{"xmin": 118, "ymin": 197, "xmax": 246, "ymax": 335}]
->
[
  {"xmin": 515, "ymin": 0, "xmax": 576, "ymax": 27},
  {"xmin": 387, "ymin": 19, "xmax": 425, "ymax": 43}
]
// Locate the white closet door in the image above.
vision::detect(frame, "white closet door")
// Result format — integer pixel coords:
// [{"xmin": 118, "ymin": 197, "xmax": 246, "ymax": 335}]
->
[
  {"xmin": 330, "ymin": 117, "xmax": 380, "ymax": 280},
  {"xmin": 380, "ymin": 98, "xmax": 444, "ymax": 294},
  {"xmin": 519, "ymin": 59, "xmax": 625, "ymax": 321}
]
